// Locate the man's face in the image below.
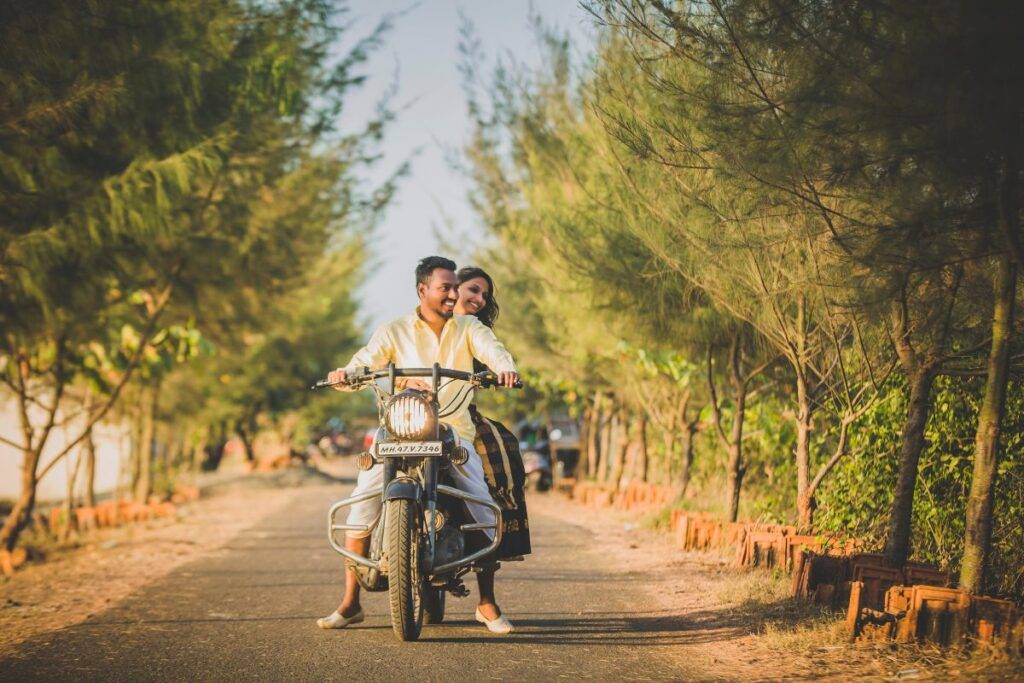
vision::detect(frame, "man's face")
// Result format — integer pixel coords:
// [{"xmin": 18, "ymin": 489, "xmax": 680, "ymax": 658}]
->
[{"xmin": 417, "ymin": 268, "xmax": 458, "ymax": 319}]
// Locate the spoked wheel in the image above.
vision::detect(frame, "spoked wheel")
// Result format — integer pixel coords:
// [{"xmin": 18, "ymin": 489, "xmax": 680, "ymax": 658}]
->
[
  {"xmin": 423, "ymin": 584, "xmax": 446, "ymax": 624},
  {"xmin": 384, "ymin": 499, "xmax": 423, "ymax": 641}
]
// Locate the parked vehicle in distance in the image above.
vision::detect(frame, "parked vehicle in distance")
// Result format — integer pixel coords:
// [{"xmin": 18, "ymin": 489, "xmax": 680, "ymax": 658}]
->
[
  {"xmin": 547, "ymin": 414, "xmax": 581, "ymax": 479},
  {"xmin": 515, "ymin": 414, "xmax": 581, "ymax": 484},
  {"xmin": 521, "ymin": 445, "xmax": 552, "ymax": 492}
]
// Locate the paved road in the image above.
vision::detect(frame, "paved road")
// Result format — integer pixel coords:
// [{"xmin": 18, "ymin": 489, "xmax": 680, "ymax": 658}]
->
[{"xmin": 0, "ymin": 471, "xmax": 700, "ymax": 681}]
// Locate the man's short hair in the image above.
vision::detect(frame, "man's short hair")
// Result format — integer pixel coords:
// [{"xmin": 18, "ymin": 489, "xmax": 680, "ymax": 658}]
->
[{"xmin": 415, "ymin": 256, "xmax": 457, "ymax": 287}]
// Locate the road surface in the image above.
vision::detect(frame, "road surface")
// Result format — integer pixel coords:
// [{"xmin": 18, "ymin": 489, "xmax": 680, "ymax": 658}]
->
[{"xmin": 0, "ymin": 467, "xmax": 709, "ymax": 681}]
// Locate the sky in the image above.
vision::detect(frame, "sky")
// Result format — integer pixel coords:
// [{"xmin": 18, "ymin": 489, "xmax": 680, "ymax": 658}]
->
[{"xmin": 340, "ymin": 0, "xmax": 595, "ymax": 328}]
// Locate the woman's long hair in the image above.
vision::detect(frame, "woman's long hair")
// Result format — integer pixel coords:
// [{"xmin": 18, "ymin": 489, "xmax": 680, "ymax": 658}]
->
[{"xmin": 457, "ymin": 266, "xmax": 499, "ymax": 328}]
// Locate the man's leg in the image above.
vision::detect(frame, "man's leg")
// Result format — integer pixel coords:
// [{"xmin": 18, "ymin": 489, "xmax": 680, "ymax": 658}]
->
[
  {"xmin": 320, "ymin": 461, "xmax": 382, "ymax": 625},
  {"xmin": 336, "ymin": 535, "xmax": 369, "ymax": 616},
  {"xmin": 448, "ymin": 436, "xmax": 504, "ymax": 621}
]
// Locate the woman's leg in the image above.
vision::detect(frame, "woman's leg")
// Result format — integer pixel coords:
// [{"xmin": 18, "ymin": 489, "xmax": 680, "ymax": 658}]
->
[
  {"xmin": 476, "ymin": 565, "xmax": 501, "ymax": 619},
  {"xmin": 450, "ymin": 437, "xmax": 504, "ymax": 620}
]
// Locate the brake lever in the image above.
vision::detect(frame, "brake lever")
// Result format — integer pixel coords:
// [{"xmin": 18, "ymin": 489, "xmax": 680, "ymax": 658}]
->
[{"xmin": 472, "ymin": 375, "xmax": 523, "ymax": 389}]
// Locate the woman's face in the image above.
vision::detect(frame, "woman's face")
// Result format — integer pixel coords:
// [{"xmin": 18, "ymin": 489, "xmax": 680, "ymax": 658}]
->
[{"xmin": 455, "ymin": 276, "xmax": 490, "ymax": 316}]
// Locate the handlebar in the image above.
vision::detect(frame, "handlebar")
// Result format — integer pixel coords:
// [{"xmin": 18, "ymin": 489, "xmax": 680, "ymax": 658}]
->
[{"xmin": 311, "ymin": 365, "xmax": 522, "ymax": 391}]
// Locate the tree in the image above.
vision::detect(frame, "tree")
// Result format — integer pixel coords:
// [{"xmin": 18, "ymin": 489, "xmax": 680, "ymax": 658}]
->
[{"xmin": 0, "ymin": 0, "xmax": 392, "ymax": 553}]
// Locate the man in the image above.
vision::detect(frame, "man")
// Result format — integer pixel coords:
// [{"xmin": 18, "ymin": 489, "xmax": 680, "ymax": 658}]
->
[{"xmin": 317, "ymin": 256, "xmax": 519, "ymax": 634}]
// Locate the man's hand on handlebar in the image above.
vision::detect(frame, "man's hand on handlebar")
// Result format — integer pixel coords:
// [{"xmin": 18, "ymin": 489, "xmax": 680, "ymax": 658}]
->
[
  {"xmin": 396, "ymin": 378, "xmax": 432, "ymax": 391},
  {"xmin": 317, "ymin": 366, "xmax": 519, "ymax": 391},
  {"xmin": 496, "ymin": 370, "xmax": 519, "ymax": 388},
  {"xmin": 326, "ymin": 367, "xmax": 348, "ymax": 391}
]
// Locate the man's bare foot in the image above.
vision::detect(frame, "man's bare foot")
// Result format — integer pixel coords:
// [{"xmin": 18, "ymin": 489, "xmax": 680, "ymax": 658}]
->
[{"xmin": 476, "ymin": 602, "xmax": 501, "ymax": 620}]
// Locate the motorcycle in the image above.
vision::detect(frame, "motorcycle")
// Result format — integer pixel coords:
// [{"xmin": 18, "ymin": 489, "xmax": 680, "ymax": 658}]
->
[
  {"xmin": 521, "ymin": 448, "xmax": 552, "ymax": 492},
  {"xmin": 314, "ymin": 363, "xmax": 518, "ymax": 641}
]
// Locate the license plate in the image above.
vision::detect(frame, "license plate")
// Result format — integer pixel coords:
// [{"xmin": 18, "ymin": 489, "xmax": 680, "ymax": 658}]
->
[{"xmin": 376, "ymin": 441, "xmax": 443, "ymax": 457}]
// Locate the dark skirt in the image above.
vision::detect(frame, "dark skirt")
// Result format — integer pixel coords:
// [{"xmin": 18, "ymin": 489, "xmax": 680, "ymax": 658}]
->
[{"xmin": 469, "ymin": 405, "xmax": 532, "ymax": 560}]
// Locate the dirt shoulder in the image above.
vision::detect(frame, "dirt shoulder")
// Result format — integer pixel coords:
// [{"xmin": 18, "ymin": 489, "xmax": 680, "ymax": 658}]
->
[
  {"xmin": 533, "ymin": 491, "xmax": 1020, "ymax": 681},
  {"xmin": 0, "ymin": 467, "xmax": 338, "ymax": 659}
]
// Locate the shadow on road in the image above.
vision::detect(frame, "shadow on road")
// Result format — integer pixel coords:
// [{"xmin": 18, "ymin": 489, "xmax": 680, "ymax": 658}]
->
[{"xmin": 419, "ymin": 596, "xmax": 826, "ymax": 648}]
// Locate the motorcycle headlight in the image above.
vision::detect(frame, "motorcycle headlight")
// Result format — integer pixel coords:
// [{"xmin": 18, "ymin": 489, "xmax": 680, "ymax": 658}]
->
[{"xmin": 384, "ymin": 390, "xmax": 437, "ymax": 440}]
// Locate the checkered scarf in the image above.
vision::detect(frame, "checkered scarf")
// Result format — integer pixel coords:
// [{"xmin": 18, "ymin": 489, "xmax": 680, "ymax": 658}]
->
[{"xmin": 469, "ymin": 406, "xmax": 525, "ymax": 511}]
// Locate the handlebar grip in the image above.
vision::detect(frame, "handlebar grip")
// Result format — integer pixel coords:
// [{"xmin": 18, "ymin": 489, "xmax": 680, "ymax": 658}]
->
[
  {"xmin": 311, "ymin": 378, "xmax": 352, "ymax": 390},
  {"xmin": 479, "ymin": 378, "xmax": 523, "ymax": 389}
]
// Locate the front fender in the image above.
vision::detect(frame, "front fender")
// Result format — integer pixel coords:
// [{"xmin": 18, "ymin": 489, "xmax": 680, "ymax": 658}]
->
[{"xmin": 383, "ymin": 477, "xmax": 422, "ymax": 502}]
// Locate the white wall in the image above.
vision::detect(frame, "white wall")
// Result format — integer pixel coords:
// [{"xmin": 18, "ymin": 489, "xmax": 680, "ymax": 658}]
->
[{"xmin": 0, "ymin": 397, "xmax": 128, "ymax": 503}]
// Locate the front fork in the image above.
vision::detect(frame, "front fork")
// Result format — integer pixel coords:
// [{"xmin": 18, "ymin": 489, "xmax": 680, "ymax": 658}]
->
[
  {"xmin": 424, "ymin": 457, "xmax": 439, "ymax": 571},
  {"xmin": 327, "ymin": 457, "xmax": 503, "ymax": 575}
]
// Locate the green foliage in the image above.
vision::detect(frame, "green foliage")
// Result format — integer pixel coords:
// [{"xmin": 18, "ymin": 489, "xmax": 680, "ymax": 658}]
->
[
  {"xmin": 0, "ymin": 0, "xmax": 391, "ymax": 554},
  {"xmin": 459, "ymin": 3, "xmax": 1022, "ymax": 594},
  {"xmin": 817, "ymin": 377, "xmax": 1024, "ymax": 597}
]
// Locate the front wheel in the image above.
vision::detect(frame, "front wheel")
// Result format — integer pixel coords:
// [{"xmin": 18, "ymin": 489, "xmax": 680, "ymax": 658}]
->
[{"xmin": 384, "ymin": 499, "xmax": 423, "ymax": 641}]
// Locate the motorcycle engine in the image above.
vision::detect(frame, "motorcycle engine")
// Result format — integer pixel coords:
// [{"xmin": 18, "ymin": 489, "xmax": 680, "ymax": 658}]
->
[{"xmin": 433, "ymin": 524, "xmax": 464, "ymax": 567}]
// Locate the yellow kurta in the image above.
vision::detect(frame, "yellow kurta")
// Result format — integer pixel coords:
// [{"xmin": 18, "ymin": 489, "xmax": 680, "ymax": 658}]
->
[{"xmin": 342, "ymin": 310, "xmax": 517, "ymax": 440}]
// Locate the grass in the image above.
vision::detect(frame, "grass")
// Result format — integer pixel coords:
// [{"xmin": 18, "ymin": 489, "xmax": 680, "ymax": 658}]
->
[
  {"xmin": 712, "ymin": 564, "xmax": 791, "ymax": 605},
  {"xmin": 707, "ymin": 561, "xmax": 1023, "ymax": 679}
]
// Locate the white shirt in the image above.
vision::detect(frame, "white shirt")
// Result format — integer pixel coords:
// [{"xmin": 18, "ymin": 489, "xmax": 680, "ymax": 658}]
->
[{"xmin": 342, "ymin": 309, "xmax": 517, "ymax": 440}]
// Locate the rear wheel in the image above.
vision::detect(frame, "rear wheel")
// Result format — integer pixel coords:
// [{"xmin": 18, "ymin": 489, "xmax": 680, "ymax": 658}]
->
[
  {"xmin": 385, "ymin": 499, "xmax": 423, "ymax": 641},
  {"xmin": 423, "ymin": 584, "xmax": 446, "ymax": 624}
]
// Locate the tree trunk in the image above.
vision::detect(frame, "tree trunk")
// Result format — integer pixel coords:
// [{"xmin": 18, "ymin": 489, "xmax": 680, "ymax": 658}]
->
[
  {"xmin": 587, "ymin": 393, "xmax": 602, "ymax": 479},
  {"xmin": 159, "ymin": 427, "xmax": 172, "ymax": 483},
  {"xmin": 237, "ymin": 424, "xmax": 256, "ymax": 463},
  {"xmin": 724, "ymin": 442, "xmax": 744, "ymax": 522},
  {"xmin": 190, "ymin": 426, "xmax": 204, "ymax": 472},
  {"xmin": 60, "ymin": 450, "xmax": 84, "ymax": 542},
  {"xmin": 82, "ymin": 429, "xmax": 97, "ymax": 508},
  {"xmin": 636, "ymin": 415, "xmax": 649, "ymax": 483},
  {"xmin": 794, "ymin": 370, "xmax": 815, "ymax": 529},
  {"xmin": 81, "ymin": 392, "xmax": 97, "ymax": 508},
  {"xmin": 0, "ymin": 378, "xmax": 50, "ymax": 553},
  {"xmin": 960, "ymin": 255, "xmax": 1017, "ymax": 593},
  {"xmin": 0, "ymin": 448, "xmax": 41, "ymax": 553},
  {"xmin": 883, "ymin": 369, "xmax": 936, "ymax": 567},
  {"xmin": 679, "ymin": 419, "xmax": 697, "ymax": 495},
  {"xmin": 598, "ymin": 401, "xmax": 614, "ymax": 483},
  {"xmin": 607, "ymin": 410, "xmax": 627, "ymax": 489},
  {"xmin": 201, "ymin": 421, "xmax": 229, "ymax": 471},
  {"xmin": 724, "ymin": 353, "xmax": 748, "ymax": 523},
  {"xmin": 663, "ymin": 430, "xmax": 677, "ymax": 479},
  {"xmin": 134, "ymin": 386, "xmax": 156, "ymax": 503},
  {"xmin": 128, "ymin": 402, "xmax": 143, "ymax": 496}
]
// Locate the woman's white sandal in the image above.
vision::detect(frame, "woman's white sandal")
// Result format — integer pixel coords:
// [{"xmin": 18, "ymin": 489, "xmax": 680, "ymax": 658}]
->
[
  {"xmin": 317, "ymin": 609, "xmax": 365, "ymax": 629},
  {"xmin": 475, "ymin": 607, "xmax": 514, "ymax": 634}
]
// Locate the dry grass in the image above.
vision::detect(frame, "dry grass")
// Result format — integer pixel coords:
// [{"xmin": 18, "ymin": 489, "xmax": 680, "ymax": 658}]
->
[
  {"xmin": 712, "ymin": 565, "xmax": 791, "ymax": 605},
  {"xmin": 707, "ymin": 562, "xmax": 1023, "ymax": 679}
]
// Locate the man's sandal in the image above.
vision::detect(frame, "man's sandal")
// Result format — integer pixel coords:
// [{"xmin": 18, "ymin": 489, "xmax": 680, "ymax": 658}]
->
[{"xmin": 317, "ymin": 609, "xmax": 365, "ymax": 629}]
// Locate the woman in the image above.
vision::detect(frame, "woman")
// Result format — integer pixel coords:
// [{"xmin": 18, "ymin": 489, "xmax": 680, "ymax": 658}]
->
[{"xmin": 454, "ymin": 267, "xmax": 533, "ymax": 562}]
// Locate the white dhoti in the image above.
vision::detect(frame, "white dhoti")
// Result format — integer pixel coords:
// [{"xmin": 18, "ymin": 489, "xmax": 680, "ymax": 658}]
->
[{"xmin": 345, "ymin": 436, "xmax": 496, "ymax": 539}]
